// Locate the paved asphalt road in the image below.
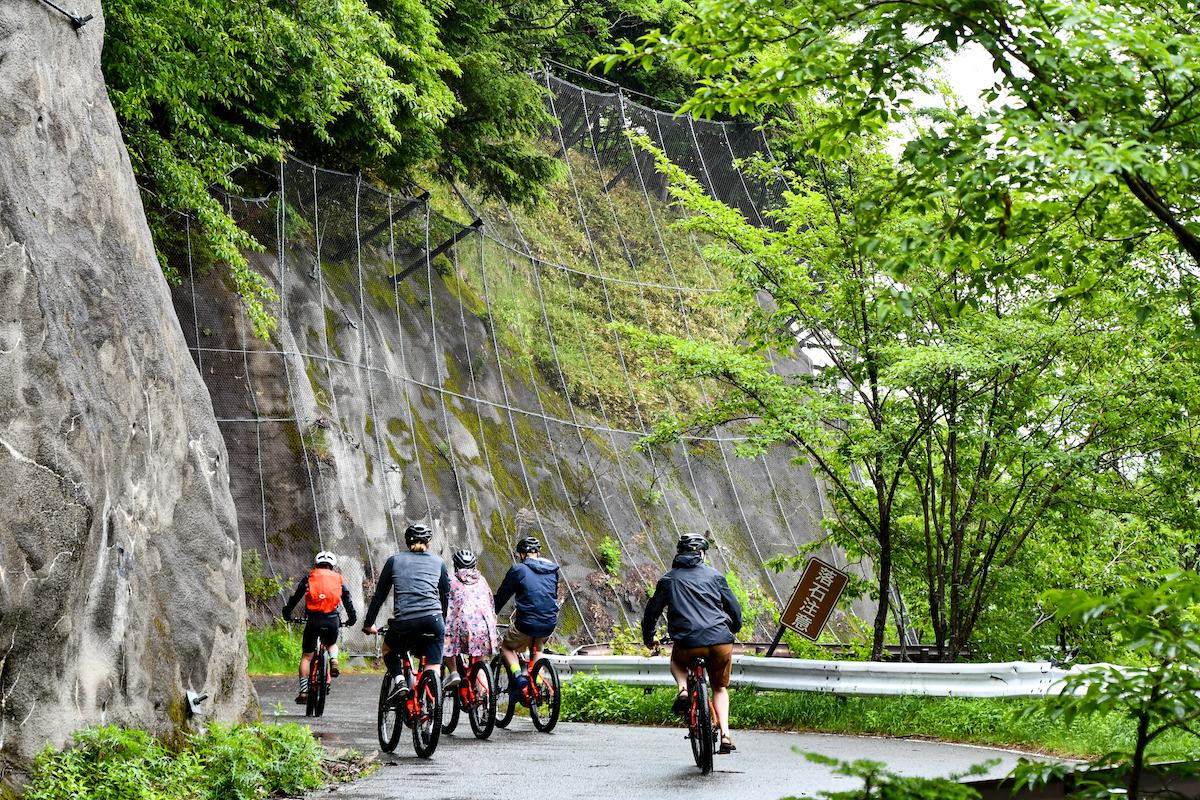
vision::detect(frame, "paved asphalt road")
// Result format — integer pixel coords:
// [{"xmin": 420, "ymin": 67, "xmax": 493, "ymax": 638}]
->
[{"xmin": 255, "ymin": 675, "xmax": 1030, "ymax": 800}]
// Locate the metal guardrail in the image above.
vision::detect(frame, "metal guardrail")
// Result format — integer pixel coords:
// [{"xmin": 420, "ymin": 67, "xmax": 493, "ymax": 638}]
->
[
  {"xmin": 570, "ymin": 641, "xmax": 963, "ymax": 662},
  {"xmin": 548, "ymin": 655, "xmax": 1095, "ymax": 698}
]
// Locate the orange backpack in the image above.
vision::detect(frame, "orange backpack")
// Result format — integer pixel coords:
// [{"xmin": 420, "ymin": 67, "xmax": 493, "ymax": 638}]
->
[{"xmin": 306, "ymin": 568, "xmax": 342, "ymax": 614}]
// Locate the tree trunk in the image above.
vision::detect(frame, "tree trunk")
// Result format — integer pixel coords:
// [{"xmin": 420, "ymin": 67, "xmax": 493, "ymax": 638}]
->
[
  {"xmin": 1129, "ymin": 710, "xmax": 1151, "ymax": 800},
  {"xmin": 872, "ymin": 526, "xmax": 892, "ymax": 661}
]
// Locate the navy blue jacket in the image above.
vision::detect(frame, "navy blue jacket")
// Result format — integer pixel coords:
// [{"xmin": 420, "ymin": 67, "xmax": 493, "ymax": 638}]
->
[
  {"xmin": 642, "ymin": 551, "xmax": 742, "ymax": 649},
  {"xmin": 494, "ymin": 557, "xmax": 560, "ymax": 637}
]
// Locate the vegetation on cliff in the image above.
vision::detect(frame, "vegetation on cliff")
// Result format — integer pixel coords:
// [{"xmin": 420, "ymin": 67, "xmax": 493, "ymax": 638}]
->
[{"xmin": 100, "ymin": 0, "xmax": 687, "ymax": 337}]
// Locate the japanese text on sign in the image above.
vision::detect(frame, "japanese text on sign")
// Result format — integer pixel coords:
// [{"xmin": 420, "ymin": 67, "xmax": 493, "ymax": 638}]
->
[{"xmin": 780, "ymin": 558, "xmax": 850, "ymax": 641}]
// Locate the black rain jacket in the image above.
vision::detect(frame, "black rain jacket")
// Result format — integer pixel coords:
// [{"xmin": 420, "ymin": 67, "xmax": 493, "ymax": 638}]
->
[{"xmin": 642, "ymin": 551, "xmax": 742, "ymax": 649}]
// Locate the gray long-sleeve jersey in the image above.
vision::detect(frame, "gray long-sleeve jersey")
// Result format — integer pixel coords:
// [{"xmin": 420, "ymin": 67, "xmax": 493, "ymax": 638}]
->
[{"xmin": 364, "ymin": 551, "xmax": 450, "ymax": 626}]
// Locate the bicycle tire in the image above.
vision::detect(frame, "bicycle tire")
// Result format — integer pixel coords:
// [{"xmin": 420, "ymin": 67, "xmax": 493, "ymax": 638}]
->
[
  {"xmin": 308, "ymin": 648, "xmax": 327, "ymax": 718},
  {"xmin": 689, "ymin": 672, "xmax": 714, "ymax": 774},
  {"xmin": 411, "ymin": 669, "xmax": 442, "ymax": 758},
  {"xmin": 528, "ymin": 658, "xmax": 560, "ymax": 733},
  {"xmin": 377, "ymin": 673, "xmax": 402, "ymax": 752},
  {"xmin": 441, "ymin": 666, "xmax": 461, "ymax": 734},
  {"xmin": 490, "ymin": 654, "xmax": 517, "ymax": 729},
  {"xmin": 466, "ymin": 660, "xmax": 497, "ymax": 740}
]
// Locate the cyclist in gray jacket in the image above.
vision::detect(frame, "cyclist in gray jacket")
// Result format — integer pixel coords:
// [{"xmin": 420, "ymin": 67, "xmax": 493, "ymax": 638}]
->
[
  {"xmin": 643, "ymin": 533, "xmax": 742, "ymax": 754},
  {"xmin": 363, "ymin": 524, "xmax": 450, "ymax": 696}
]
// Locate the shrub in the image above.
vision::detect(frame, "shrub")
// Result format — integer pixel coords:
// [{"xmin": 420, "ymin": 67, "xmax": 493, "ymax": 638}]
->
[
  {"xmin": 23, "ymin": 723, "xmax": 322, "ymax": 800},
  {"xmin": 191, "ymin": 723, "xmax": 323, "ymax": 800},
  {"xmin": 790, "ymin": 755, "xmax": 993, "ymax": 800},
  {"xmin": 599, "ymin": 536, "xmax": 621, "ymax": 576},
  {"xmin": 242, "ymin": 550, "xmax": 287, "ymax": 604}
]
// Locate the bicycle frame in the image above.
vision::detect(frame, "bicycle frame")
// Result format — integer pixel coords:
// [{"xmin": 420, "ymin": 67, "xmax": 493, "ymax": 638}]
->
[
  {"xmin": 685, "ymin": 658, "xmax": 718, "ymax": 774},
  {"xmin": 396, "ymin": 653, "xmax": 433, "ymax": 721},
  {"xmin": 451, "ymin": 654, "xmax": 485, "ymax": 704}
]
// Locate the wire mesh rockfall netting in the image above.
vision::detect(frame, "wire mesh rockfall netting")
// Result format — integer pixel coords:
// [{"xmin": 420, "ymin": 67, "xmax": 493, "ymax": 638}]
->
[{"xmin": 168, "ymin": 72, "xmax": 843, "ymax": 649}]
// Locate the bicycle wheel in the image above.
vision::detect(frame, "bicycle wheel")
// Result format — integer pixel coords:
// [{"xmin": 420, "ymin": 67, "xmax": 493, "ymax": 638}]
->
[
  {"xmin": 440, "ymin": 666, "xmax": 461, "ymax": 734},
  {"xmin": 377, "ymin": 673, "xmax": 402, "ymax": 752},
  {"xmin": 528, "ymin": 658, "xmax": 560, "ymax": 733},
  {"xmin": 308, "ymin": 649, "xmax": 327, "ymax": 718},
  {"xmin": 490, "ymin": 654, "xmax": 517, "ymax": 729},
  {"xmin": 688, "ymin": 673, "xmax": 714, "ymax": 774},
  {"xmin": 411, "ymin": 669, "xmax": 442, "ymax": 758},
  {"xmin": 466, "ymin": 660, "xmax": 497, "ymax": 740}
]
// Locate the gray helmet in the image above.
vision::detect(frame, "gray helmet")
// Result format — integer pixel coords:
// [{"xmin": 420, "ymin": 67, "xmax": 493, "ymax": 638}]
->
[
  {"xmin": 314, "ymin": 550, "xmax": 337, "ymax": 568},
  {"xmin": 515, "ymin": 536, "xmax": 541, "ymax": 554},
  {"xmin": 676, "ymin": 533, "xmax": 710, "ymax": 554},
  {"xmin": 404, "ymin": 524, "xmax": 433, "ymax": 546},
  {"xmin": 452, "ymin": 548, "xmax": 477, "ymax": 570}
]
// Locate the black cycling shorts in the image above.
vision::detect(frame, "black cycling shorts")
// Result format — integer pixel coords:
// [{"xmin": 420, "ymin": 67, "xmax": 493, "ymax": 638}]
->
[
  {"xmin": 384, "ymin": 614, "xmax": 445, "ymax": 667},
  {"xmin": 302, "ymin": 617, "xmax": 340, "ymax": 653}
]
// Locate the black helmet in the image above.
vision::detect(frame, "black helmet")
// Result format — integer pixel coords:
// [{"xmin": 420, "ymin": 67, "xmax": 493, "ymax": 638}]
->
[
  {"xmin": 405, "ymin": 524, "xmax": 433, "ymax": 546},
  {"xmin": 515, "ymin": 536, "xmax": 541, "ymax": 554},
  {"xmin": 452, "ymin": 548, "xmax": 477, "ymax": 570},
  {"xmin": 677, "ymin": 533, "xmax": 709, "ymax": 553}
]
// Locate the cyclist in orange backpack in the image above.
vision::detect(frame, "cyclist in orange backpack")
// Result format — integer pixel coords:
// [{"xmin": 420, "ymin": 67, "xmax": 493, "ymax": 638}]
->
[{"xmin": 283, "ymin": 551, "xmax": 357, "ymax": 704}]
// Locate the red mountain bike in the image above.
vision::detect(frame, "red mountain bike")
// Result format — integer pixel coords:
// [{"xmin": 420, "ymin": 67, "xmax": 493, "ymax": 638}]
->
[
  {"xmin": 287, "ymin": 617, "xmax": 347, "ymax": 718},
  {"xmin": 657, "ymin": 638, "xmax": 718, "ymax": 774},
  {"xmin": 490, "ymin": 646, "xmax": 560, "ymax": 733},
  {"xmin": 375, "ymin": 629, "xmax": 443, "ymax": 758},
  {"xmin": 440, "ymin": 654, "xmax": 498, "ymax": 739}
]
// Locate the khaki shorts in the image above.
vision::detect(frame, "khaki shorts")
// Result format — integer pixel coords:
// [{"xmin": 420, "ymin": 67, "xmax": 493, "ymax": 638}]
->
[
  {"xmin": 501, "ymin": 624, "xmax": 544, "ymax": 653},
  {"xmin": 671, "ymin": 643, "xmax": 734, "ymax": 688}
]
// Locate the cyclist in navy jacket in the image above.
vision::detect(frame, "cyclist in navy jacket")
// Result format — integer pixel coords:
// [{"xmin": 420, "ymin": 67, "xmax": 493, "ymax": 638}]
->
[{"xmin": 494, "ymin": 536, "xmax": 559, "ymax": 688}]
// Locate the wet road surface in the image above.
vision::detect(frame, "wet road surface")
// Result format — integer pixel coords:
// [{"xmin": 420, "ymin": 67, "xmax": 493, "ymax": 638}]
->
[{"xmin": 255, "ymin": 675, "xmax": 1031, "ymax": 799}]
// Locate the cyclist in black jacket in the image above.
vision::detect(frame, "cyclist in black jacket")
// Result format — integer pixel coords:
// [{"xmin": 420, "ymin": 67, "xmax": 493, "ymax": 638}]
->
[
  {"xmin": 283, "ymin": 551, "xmax": 357, "ymax": 704},
  {"xmin": 643, "ymin": 533, "xmax": 742, "ymax": 754}
]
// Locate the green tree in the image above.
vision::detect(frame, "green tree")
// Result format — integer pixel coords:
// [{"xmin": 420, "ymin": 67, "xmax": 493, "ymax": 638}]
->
[
  {"xmin": 102, "ymin": 0, "xmax": 455, "ymax": 337},
  {"xmin": 624, "ymin": 116, "xmax": 1197, "ymax": 659},
  {"xmin": 1013, "ymin": 573, "xmax": 1200, "ymax": 800},
  {"xmin": 600, "ymin": 0, "xmax": 1200, "ymax": 327},
  {"xmin": 103, "ymin": 0, "xmax": 673, "ymax": 336}
]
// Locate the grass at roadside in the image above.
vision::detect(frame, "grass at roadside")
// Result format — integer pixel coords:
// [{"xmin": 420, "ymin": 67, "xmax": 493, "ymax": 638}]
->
[
  {"xmin": 19, "ymin": 722, "xmax": 370, "ymax": 800},
  {"xmin": 559, "ymin": 673, "xmax": 1200, "ymax": 761},
  {"xmin": 246, "ymin": 621, "xmax": 302, "ymax": 675},
  {"xmin": 246, "ymin": 622, "xmax": 384, "ymax": 676}
]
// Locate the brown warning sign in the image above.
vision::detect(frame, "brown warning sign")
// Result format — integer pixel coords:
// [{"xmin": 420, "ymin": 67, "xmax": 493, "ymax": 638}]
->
[{"xmin": 780, "ymin": 557, "xmax": 850, "ymax": 641}]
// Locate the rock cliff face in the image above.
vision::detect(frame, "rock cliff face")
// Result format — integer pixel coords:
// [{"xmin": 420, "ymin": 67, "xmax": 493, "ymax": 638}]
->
[
  {"xmin": 0, "ymin": 0, "xmax": 253, "ymax": 764},
  {"xmin": 171, "ymin": 159, "xmax": 869, "ymax": 652}
]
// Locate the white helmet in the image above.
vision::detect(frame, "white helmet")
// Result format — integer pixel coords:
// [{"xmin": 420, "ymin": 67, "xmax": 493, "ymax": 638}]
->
[{"xmin": 315, "ymin": 551, "xmax": 337, "ymax": 568}]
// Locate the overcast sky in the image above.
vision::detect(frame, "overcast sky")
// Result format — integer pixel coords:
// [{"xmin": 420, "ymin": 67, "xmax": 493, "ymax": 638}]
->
[{"xmin": 887, "ymin": 43, "xmax": 1004, "ymax": 157}]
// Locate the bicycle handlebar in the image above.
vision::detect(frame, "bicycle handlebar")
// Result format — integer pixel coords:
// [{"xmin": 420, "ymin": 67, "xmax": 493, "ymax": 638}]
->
[{"xmin": 285, "ymin": 616, "xmax": 350, "ymax": 626}]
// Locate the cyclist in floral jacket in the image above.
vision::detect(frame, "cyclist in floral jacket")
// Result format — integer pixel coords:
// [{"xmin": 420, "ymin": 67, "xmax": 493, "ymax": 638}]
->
[{"xmin": 442, "ymin": 548, "xmax": 500, "ymax": 688}]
